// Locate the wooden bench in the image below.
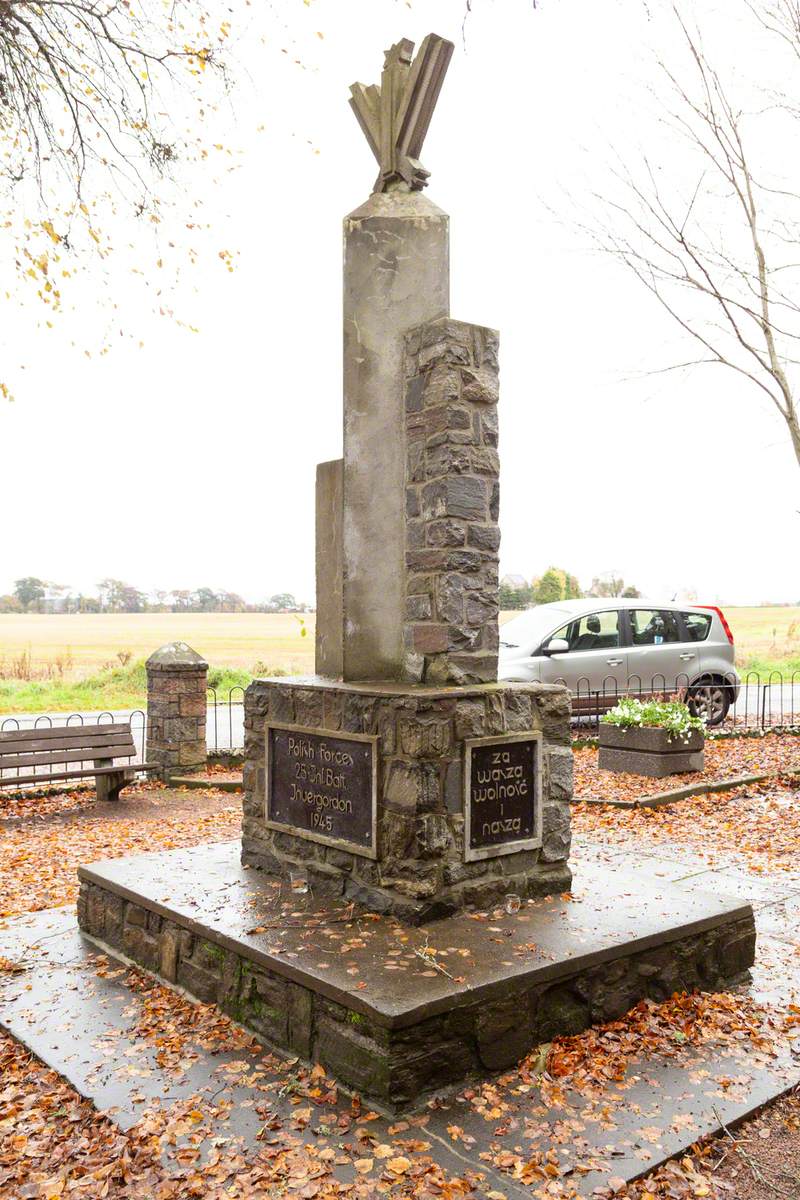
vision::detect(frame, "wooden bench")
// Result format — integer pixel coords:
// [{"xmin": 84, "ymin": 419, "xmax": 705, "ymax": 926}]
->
[{"xmin": 0, "ymin": 722, "xmax": 157, "ymax": 802}]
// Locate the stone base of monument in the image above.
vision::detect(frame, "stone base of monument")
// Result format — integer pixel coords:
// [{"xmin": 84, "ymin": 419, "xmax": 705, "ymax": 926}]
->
[
  {"xmin": 239, "ymin": 678, "xmax": 574, "ymax": 924},
  {"xmin": 77, "ymin": 841, "xmax": 755, "ymax": 1112}
]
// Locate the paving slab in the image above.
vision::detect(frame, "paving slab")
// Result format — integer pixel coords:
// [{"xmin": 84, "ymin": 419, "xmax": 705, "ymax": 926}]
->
[
  {"xmin": 756, "ymin": 894, "xmax": 800, "ymax": 941},
  {"xmin": 668, "ymin": 865, "xmax": 800, "ymax": 906},
  {"xmin": 1, "ymin": 907, "xmax": 798, "ymax": 1197}
]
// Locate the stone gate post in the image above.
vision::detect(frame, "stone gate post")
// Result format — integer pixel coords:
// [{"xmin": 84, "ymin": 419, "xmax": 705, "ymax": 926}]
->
[{"xmin": 145, "ymin": 642, "xmax": 208, "ymax": 778}]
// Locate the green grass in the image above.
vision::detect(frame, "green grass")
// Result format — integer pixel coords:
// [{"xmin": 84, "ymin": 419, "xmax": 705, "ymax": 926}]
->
[
  {"xmin": 206, "ymin": 666, "xmax": 255, "ymax": 694},
  {"xmin": 736, "ymin": 655, "xmax": 800, "ymax": 679},
  {"xmin": 0, "ymin": 659, "xmax": 265, "ymax": 714}
]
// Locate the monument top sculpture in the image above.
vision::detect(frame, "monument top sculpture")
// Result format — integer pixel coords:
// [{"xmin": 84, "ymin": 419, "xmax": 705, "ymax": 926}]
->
[{"xmin": 349, "ymin": 33, "xmax": 454, "ymax": 193}]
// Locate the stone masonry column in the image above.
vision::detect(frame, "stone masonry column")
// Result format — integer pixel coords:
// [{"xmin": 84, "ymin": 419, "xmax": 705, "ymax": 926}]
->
[
  {"xmin": 404, "ymin": 318, "xmax": 500, "ymax": 685},
  {"xmin": 145, "ymin": 643, "xmax": 208, "ymax": 779}
]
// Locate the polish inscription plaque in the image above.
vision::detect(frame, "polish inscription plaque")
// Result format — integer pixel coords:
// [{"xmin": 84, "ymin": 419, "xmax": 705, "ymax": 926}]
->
[
  {"xmin": 464, "ymin": 732, "xmax": 542, "ymax": 862},
  {"xmin": 265, "ymin": 722, "xmax": 377, "ymax": 859}
]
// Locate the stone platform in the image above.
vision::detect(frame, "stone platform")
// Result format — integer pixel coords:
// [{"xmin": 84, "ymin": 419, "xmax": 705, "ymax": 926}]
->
[{"xmin": 77, "ymin": 841, "xmax": 756, "ymax": 1111}]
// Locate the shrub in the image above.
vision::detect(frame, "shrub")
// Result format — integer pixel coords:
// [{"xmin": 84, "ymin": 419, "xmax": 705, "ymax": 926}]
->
[{"xmin": 601, "ymin": 697, "xmax": 705, "ymax": 741}]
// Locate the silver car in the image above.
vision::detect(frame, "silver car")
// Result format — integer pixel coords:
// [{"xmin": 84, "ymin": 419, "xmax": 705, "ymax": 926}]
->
[{"xmin": 499, "ymin": 599, "xmax": 741, "ymax": 726}]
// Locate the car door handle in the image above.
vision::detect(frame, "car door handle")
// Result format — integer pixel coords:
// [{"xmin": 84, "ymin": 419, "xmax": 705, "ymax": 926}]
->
[
  {"xmin": 606, "ymin": 658, "xmax": 624, "ymax": 666},
  {"xmin": 679, "ymin": 652, "xmax": 695, "ymax": 661}
]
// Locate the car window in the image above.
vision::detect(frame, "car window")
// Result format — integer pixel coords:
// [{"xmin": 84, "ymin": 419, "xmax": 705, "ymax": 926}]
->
[
  {"xmin": 630, "ymin": 609, "xmax": 681, "ymax": 645},
  {"xmin": 682, "ymin": 611, "xmax": 712, "ymax": 642},
  {"xmin": 570, "ymin": 611, "xmax": 620, "ymax": 651}
]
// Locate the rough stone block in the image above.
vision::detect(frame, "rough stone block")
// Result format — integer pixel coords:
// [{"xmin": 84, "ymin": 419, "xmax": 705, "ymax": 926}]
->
[
  {"xmin": 421, "ymin": 476, "xmax": 486, "ymax": 522},
  {"xmin": 541, "ymin": 801, "xmax": 572, "ymax": 863},
  {"xmin": 406, "ymin": 593, "xmax": 432, "ymax": 621},
  {"xmin": 476, "ymin": 996, "xmax": 532, "ymax": 1070},
  {"xmin": 398, "ymin": 716, "xmax": 451, "ymax": 757},
  {"xmin": 412, "ymin": 624, "xmax": 449, "ymax": 654},
  {"xmin": 466, "ymin": 524, "xmax": 501, "ymax": 551},
  {"xmin": 122, "ymin": 924, "xmax": 158, "ymax": 971},
  {"xmin": 426, "ymin": 519, "xmax": 466, "ymax": 547},
  {"xmin": 159, "ymin": 927, "xmax": 180, "ymax": 983}
]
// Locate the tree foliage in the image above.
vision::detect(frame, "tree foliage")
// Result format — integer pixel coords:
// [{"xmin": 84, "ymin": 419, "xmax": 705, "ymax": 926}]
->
[
  {"xmin": 0, "ymin": 1, "xmax": 220, "ymax": 200},
  {"xmin": 0, "ymin": 578, "xmax": 309, "ymax": 613},
  {"xmin": 588, "ymin": 574, "xmax": 641, "ymax": 599},
  {"xmin": 0, "ymin": 0, "xmax": 230, "ymax": 397},
  {"xmin": 13, "ymin": 576, "xmax": 45, "ymax": 607},
  {"xmin": 532, "ymin": 567, "xmax": 582, "ymax": 605}
]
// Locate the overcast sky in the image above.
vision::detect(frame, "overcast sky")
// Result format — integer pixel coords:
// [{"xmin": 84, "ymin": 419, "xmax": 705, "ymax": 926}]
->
[{"xmin": 1, "ymin": 0, "xmax": 798, "ymax": 606}]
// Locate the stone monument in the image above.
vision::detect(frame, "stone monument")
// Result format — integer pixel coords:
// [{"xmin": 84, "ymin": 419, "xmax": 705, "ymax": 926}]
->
[
  {"xmin": 241, "ymin": 34, "xmax": 573, "ymax": 920},
  {"xmin": 76, "ymin": 35, "xmax": 755, "ymax": 1109}
]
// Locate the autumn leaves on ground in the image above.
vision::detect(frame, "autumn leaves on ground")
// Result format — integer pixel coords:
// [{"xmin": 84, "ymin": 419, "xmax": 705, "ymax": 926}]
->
[{"xmin": 2, "ymin": 741, "xmax": 800, "ymax": 1199}]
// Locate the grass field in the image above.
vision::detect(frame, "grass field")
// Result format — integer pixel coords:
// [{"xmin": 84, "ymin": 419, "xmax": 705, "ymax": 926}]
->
[
  {"xmin": 723, "ymin": 605, "xmax": 800, "ymax": 677},
  {"xmin": 0, "ymin": 606, "xmax": 797, "ymax": 713},
  {"xmin": 0, "ymin": 613, "xmax": 315, "ymax": 713}
]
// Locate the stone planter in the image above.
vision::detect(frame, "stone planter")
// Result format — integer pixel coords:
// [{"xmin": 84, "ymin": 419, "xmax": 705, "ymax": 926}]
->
[{"xmin": 598, "ymin": 724, "xmax": 704, "ymax": 778}]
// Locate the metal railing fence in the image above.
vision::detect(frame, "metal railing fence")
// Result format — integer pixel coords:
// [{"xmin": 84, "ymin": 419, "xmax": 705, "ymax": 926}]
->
[
  {"xmin": 206, "ymin": 686, "xmax": 245, "ymax": 754},
  {"xmin": 563, "ymin": 671, "xmax": 800, "ymax": 735},
  {"xmin": 1, "ymin": 673, "xmax": 796, "ymax": 788}
]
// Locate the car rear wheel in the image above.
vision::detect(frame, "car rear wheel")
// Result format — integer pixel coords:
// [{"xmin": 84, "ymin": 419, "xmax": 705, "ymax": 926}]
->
[{"xmin": 687, "ymin": 680, "xmax": 730, "ymax": 727}]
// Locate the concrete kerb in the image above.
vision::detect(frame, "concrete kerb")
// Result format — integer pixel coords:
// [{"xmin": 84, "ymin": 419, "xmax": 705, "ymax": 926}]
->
[{"xmin": 578, "ymin": 766, "xmax": 800, "ymax": 810}]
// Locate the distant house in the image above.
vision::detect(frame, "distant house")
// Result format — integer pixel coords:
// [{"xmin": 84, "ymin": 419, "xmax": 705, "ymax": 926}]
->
[
  {"xmin": 500, "ymin": 574, "xmax": 529, "ymax": 592},
  {"xmin": 40, "ymin": 588, "xmax": 70, "ymax": 614}
]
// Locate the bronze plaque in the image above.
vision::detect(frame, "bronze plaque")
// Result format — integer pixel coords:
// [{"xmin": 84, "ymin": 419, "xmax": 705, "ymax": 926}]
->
[
  {"xmin": 464, "ymin": 733, "xmax": 542, "ymax": 862},
  {"xmin": 265, "ymin": 723, "xmax": 377, "ymax": 859}
]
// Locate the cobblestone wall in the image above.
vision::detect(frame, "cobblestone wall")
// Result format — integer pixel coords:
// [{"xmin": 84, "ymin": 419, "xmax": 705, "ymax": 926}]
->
[{"xmin": 403, "ymin": 317, "xmax": 500, "ymax": 685}]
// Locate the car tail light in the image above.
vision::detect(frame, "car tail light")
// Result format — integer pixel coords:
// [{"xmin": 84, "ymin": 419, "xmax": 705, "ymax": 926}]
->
[{"xmin": 699, "ymin": 605, "xmax": 734, "ymax": 644}]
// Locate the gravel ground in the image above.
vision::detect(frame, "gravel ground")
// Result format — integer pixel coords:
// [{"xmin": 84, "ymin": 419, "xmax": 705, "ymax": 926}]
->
[{"xmin": 708, "ymin": 1088, "xmax": 800, "ymax": 1198}]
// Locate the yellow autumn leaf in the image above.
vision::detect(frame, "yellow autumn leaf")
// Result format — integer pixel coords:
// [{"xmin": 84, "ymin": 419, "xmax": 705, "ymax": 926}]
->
[
  {"xmin": 41, "ymin": 220, "xmax": 61, "ymax": 244},
  {"xmin": 387, "ymin": 1156, "xmax": 412, "ymax": 1174}
]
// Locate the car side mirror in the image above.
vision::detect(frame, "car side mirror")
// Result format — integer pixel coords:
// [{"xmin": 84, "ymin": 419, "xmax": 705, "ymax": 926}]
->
[{"xmin": 543, "ymin": 638, "xmax": 570, "ymax": 656}]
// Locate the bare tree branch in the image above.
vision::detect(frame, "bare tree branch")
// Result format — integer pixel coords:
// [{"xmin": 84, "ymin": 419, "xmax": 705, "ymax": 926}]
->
[{"xmin": 593, "ymin": 0, "xmax": 800, "ymax": 481}]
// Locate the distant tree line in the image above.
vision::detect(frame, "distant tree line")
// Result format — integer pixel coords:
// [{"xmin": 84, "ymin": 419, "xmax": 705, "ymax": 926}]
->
[
  {"xmin": 0, "ymin": 578, "xmax": 310, "ymax": 615},
  {"xmin": 499, "ymin": 568, "xmax": 641, "ymax": 611}
]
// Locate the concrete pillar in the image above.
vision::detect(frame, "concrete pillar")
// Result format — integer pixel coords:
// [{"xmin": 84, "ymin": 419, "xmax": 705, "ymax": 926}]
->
[
  {"xmin": 145, "ymin": 642, "xmax": 208, "ymax": 778},
  {"xmin": 341, "ymin": 186, "xmax": 449, "ymax": 681}
]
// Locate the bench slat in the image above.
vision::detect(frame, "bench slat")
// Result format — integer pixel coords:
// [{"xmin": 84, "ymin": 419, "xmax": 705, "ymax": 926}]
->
[
  {"xmin": 0, "ymin": 722, "xmax": 134, "ymax": 744},
  {"xmin": 0, "ymin": 730, "xmax": 136, "ymax": 756},
  {"xmin": 0, "ymin": 744, "xmax": 136, "ymax": 771},
  {"xmin": 0, "ymin": 764, "xmax": 157, "ymax": 788}
]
